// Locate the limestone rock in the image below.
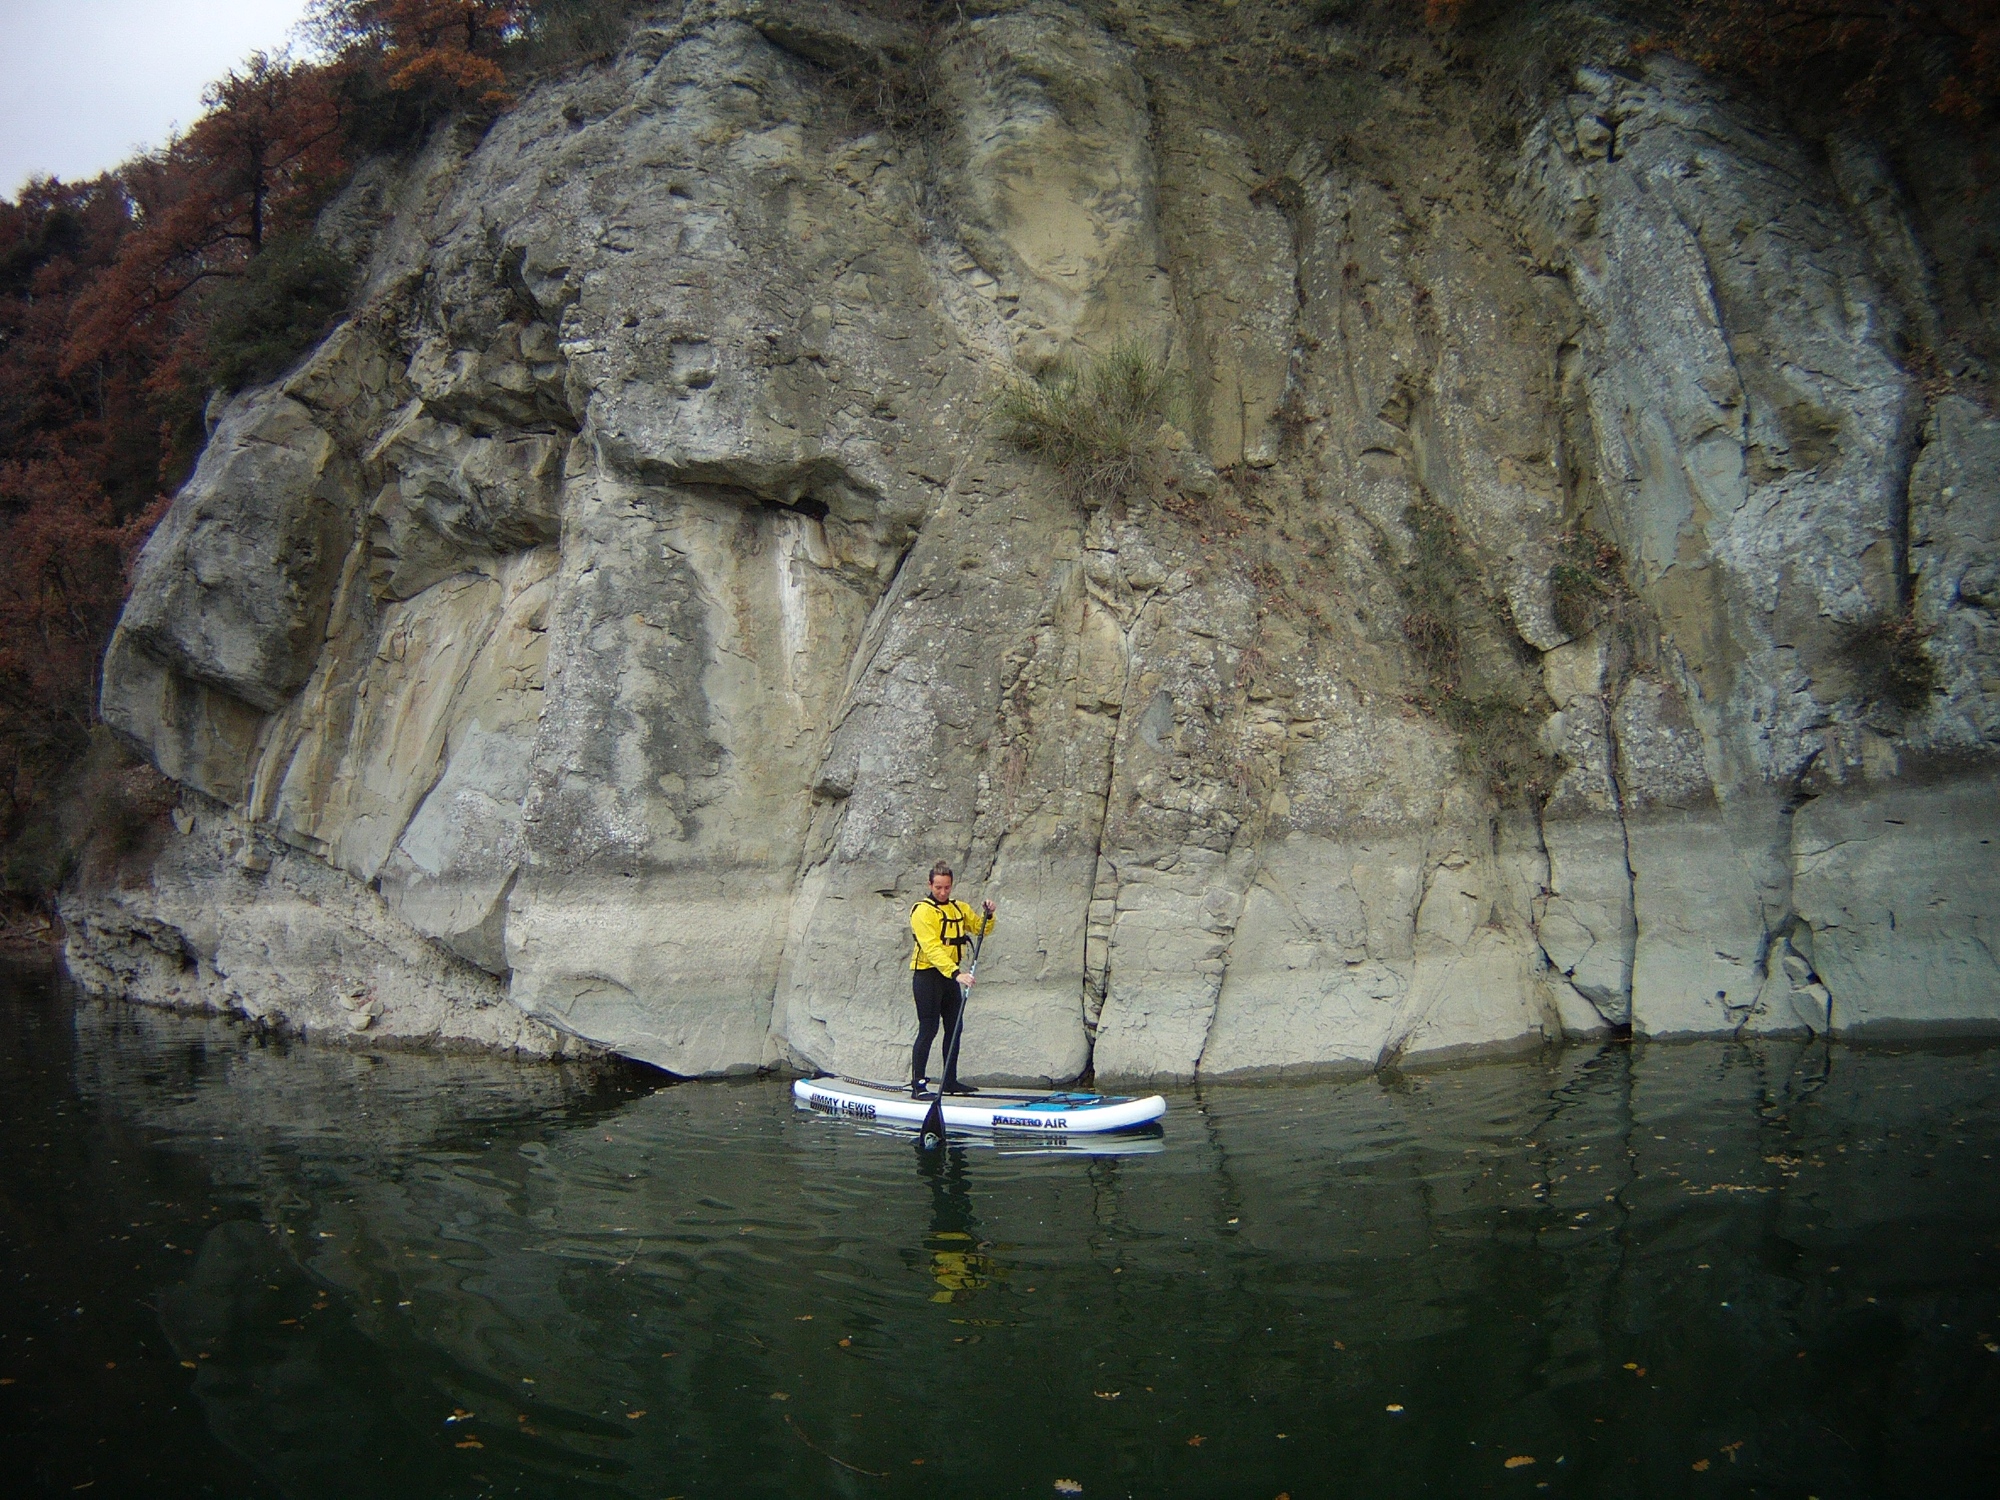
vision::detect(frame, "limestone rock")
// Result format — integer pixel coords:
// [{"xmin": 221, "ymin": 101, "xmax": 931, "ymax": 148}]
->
[
  {"xmin": 941, "ymin": 1, "xmax": 1176, "ymax": 366},
  {"xmin": 1514, "ymin": 59, "xmax": 1916, "ymax": 790},
  {"xmin": 1794, "ymin": 780, "xmax": 2000, "ymax": 1029},
  {"xmin": 117, "ymin": 389, "xmax": 359, "ymax": 713},
  {"xmin": 1909, "ymin": 396, "xmax": 2000, "ymax": 751},
  {"xmin": 62, "ymin": 798, "xmax": 575, "ymax": 1056},
  {"xmin": 69, "ymin": 4, "xmax": 2000, "ymax": 1074}
]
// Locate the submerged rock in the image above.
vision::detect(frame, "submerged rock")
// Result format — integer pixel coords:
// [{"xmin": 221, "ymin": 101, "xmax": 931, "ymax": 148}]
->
[{"xmin": 71, "ymin": 1, "xmax": 2000, "ymax": 1078}]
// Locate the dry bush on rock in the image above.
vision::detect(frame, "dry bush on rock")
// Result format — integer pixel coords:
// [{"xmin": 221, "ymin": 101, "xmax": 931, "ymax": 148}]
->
[
  {"xmin": 997, "ymin": 344, "xmax": 1180, "ymax": 508},
  {"xmin": 1838, "ymin": 610, "xmax": 1938, "ymax": 722}
]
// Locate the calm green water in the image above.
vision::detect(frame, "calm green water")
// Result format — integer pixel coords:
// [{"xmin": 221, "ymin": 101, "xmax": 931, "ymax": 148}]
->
[{"xmin": 4, "ymin": 965, "xmax": 1999, "ymax": 1498}]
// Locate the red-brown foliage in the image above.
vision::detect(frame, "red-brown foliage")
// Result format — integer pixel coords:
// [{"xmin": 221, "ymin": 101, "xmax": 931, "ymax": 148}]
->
[
  {"xmin": 1654, "ymin": 1, "xmax": 1999, "ymax": 124},
  {"xmin": 62, "ymin": 53, "xmax": 343, "ymax": 383},
  {"xmin": 2, "ymin": 2, "xmax": 616, "ymax": 903},
  {"xmin": 313, "ymin": 1, "xmax": 525, "ymax": 111},
  {"xmin": 0, "ymin": 456, "xmax": 157, "ymax": 797},
  {"xmin": 5, "ymin": 54, "xmax": 349, "ymax": 891}
]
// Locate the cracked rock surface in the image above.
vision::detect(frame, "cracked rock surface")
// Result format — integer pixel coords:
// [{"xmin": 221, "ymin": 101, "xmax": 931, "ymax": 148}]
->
[{"xmin": 69, "ymin": 1, "xmax": 2000, "ymax": 1077}]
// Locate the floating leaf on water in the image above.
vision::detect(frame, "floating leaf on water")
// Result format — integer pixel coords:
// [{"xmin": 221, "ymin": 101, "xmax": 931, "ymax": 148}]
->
[
  {"xmin": 1622, "ymin": 1362, "xmax": 1638, "ymax": 1370},
  {"xmin": 1504, "ymin": 1456, "xmax": 1535, "ymax": 1469},
  {"xmin": 1385, "ymin": 1404, "xmax": 1405, "ymax": 1413},
  {"xmin": 180, "ymin": 1361, "xmax": 197, "ymax": 1370},
  {"xmin": 1332, "ymin": 1340, "xmax": 1346, "ymax": 1350},
  {"xmin": 838, "ymin": 1338, "xmax": 853, "ymax": 1347},
  {"xmin": 1692, "ymin": 1458, "xmax": 1710, "ymax": 1472},
  {"xmin": 454, "ymin": 1439, "xmax": 483, "ymax": 1450},
  {"xmin": 796, "ymin": 1315, "xmax": 813, "ymax": 1321},
  {"xmin": 770, "ymin": 1393, "xmax": 789, "ymax": 1401},
  {"xmin": 1054, "ymin": 1482, "xmax": 1083, "ymax": 1495},
  {"xmin": 626, "ymin": 1410, "xmax": 647, "ymax": 1419},
  {"xmin": 1187, "ymin": 1435, "xmax": 1205, "ymax": 1447},
  {"xmin": 1094, "ymin": 1391, "xmax": 1121, "ymax": 1400}
]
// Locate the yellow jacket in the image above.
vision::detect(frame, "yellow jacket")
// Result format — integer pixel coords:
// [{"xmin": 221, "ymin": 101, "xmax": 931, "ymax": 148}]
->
[{"xmin": 909, "ymin": 898, "xmax": 995, "ymax": 976}]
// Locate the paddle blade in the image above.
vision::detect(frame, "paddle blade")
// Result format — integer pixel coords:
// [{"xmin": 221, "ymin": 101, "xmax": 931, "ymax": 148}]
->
[{"xmin": 918, "ymin": 1092, "xmax": 946, "ymax": 1151}]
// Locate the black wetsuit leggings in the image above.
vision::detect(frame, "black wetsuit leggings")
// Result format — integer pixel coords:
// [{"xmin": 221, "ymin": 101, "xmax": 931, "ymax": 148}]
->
[{"xmin": 911, "ymin": 966, "xmax": 965, "ymax": 1087}]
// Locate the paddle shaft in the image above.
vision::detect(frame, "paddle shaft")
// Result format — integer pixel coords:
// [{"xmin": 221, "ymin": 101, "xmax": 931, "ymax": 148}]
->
[
  {"xmin": 919, "ymin": 901, "xmax": 991, "ymax": 1150},
  {"xmin": 940, "ymin": 917, "xmax": 988, "ymax": 1085}
]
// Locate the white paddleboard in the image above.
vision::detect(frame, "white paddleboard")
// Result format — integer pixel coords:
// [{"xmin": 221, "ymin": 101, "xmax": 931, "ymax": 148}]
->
[{"xmin": 793, "ymin": 1076, "xmax": 1166, "ymax": 1136}]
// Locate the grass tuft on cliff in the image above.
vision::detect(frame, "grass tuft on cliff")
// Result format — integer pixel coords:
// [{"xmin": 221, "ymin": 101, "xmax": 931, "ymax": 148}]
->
[
  {"xmin": 1391, "ymin": 497, "xmax": 1554, "ymax": 803},
  {"xmin": 1547, "ymin": 523, "xmax": 1633, "ymax": 640},
  {"xmin": 997, "ymin": 344, "xmax": 1179, "ymax": 507}
]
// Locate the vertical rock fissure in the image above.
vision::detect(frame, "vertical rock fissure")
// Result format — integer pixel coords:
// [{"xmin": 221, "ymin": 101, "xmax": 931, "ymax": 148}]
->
[
  {"xmin": 1078, "ymin": 713, "xmax": 1122, "ymax": 1077},
  {"xmin": 1079, "ymin": 586, "xmax": 1143, "ymax": 1072},
  {"xmin": 1601, "ymin": 686, "xmax": 1640, "ymax": 1030},
  {"xmin": 1888, "ymin": 394, "xmax": 1929, "ymax": 614},
  {"xmin": 1761, "ymin": 764, "xmax": 1835, "ymax": 1036},
  {"xmin": 1528, "ymin": 795, "xmax": 1613, "ymax": 1032},
  {"xmin": 1187, "ymin": 842, "xmax": 1254, "ymax": 1083}
]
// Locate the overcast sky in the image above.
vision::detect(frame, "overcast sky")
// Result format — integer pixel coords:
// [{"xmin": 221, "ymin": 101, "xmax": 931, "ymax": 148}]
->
[{"xmin": 2, "ymin": 0, "xmax": 314, "ymax": 199}]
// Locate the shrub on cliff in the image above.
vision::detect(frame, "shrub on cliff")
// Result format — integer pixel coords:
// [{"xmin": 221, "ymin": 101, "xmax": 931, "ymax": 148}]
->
[
  {"xmin": 1547, "ymin": 523, "xmax": 1632, "ymax": 640},
  {"xmin": 205, "ymin": 235, "xmax": 356, "ymax": 391},
  {"xmin": 1, "ymin": 729, "xmax": 170, "ymax": 908},
  {"xmin": 997, "ymin": 345, "xmax": 1180, "ymax": 507},
  {"xmin": 1391, "ymin": 497, "xmax": 1555, "ymax": 803},
  {"xmin": 1654, "ymin": 0, "xmax": 1998, "ymax": 126},
  {"xmin": 1838, "ymin": 610, "xmax": 1938, "ymax": 722}
]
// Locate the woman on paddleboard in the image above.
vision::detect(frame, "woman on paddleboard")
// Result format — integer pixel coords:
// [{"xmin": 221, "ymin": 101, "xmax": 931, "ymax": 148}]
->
[{"xmin": 910, "ymin": 860, "xmax": 996, "ymax": 1098}]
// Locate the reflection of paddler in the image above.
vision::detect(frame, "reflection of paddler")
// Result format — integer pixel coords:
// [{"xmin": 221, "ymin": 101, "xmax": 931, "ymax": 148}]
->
[
  {"xmin": 917, "ymin": 1142, "xmax": 1000, "ymax": 1302},
  {"xmin": 925, "ymin": 1231, "xmax": 990, "ymax": 1301}
]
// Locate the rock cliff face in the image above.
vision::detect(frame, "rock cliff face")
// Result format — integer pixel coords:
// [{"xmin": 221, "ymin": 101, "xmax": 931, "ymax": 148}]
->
[{"xmin": 65, "ymin": 0, "xmax": 2000, "ymax": 1077}]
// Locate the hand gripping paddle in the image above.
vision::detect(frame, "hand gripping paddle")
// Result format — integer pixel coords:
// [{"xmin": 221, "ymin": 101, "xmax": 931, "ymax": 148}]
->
[{"xmin": 919, "ymin": 909, "xmax": 990, "ymax": 1151}]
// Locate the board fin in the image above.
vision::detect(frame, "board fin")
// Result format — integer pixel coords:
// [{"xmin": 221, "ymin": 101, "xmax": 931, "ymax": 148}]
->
[{"xmin": 918, "ymin": 1091, "xmax": 946, "ymax": 1150}]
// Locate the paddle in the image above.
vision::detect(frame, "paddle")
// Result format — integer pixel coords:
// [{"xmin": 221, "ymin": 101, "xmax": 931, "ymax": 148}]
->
[{"xmin": 918, "ymin": 905, "xmax": 991, "ymax": 1152}]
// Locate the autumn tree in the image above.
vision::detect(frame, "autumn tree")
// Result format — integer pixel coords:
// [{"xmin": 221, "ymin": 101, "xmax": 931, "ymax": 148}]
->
[
  {"xmin": 0, "ymin": 180, "xmax": 136, "ymax": 482},
  {"xmin": 62, "ymin": 52, "xmax": 342, "ymax": 385},
  {"xmin": 3, "ymin": 55, "xmax": 344, "ymax": 904},
  {"xmin": 1, "ymin": 0, "xmax": 645, "ymax": 916},
  {"xmin": 1658, "ymin": 1, "xmax": 1998, "ymax": 123},
  {"xmin": 311, "ymin": 0, "xmax": 525, "ymax": 114}
]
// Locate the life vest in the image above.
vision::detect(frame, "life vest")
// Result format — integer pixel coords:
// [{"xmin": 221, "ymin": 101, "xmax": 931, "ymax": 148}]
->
[{"xmin": 910, "ymin": 897, "xmax": 982, "ymax": 973}]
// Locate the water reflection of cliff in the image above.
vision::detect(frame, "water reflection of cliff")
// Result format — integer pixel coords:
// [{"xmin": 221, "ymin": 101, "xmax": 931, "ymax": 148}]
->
[{"xmin": 68, "ymin": 997, "xmax": 2000, "ymax": 1498}]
